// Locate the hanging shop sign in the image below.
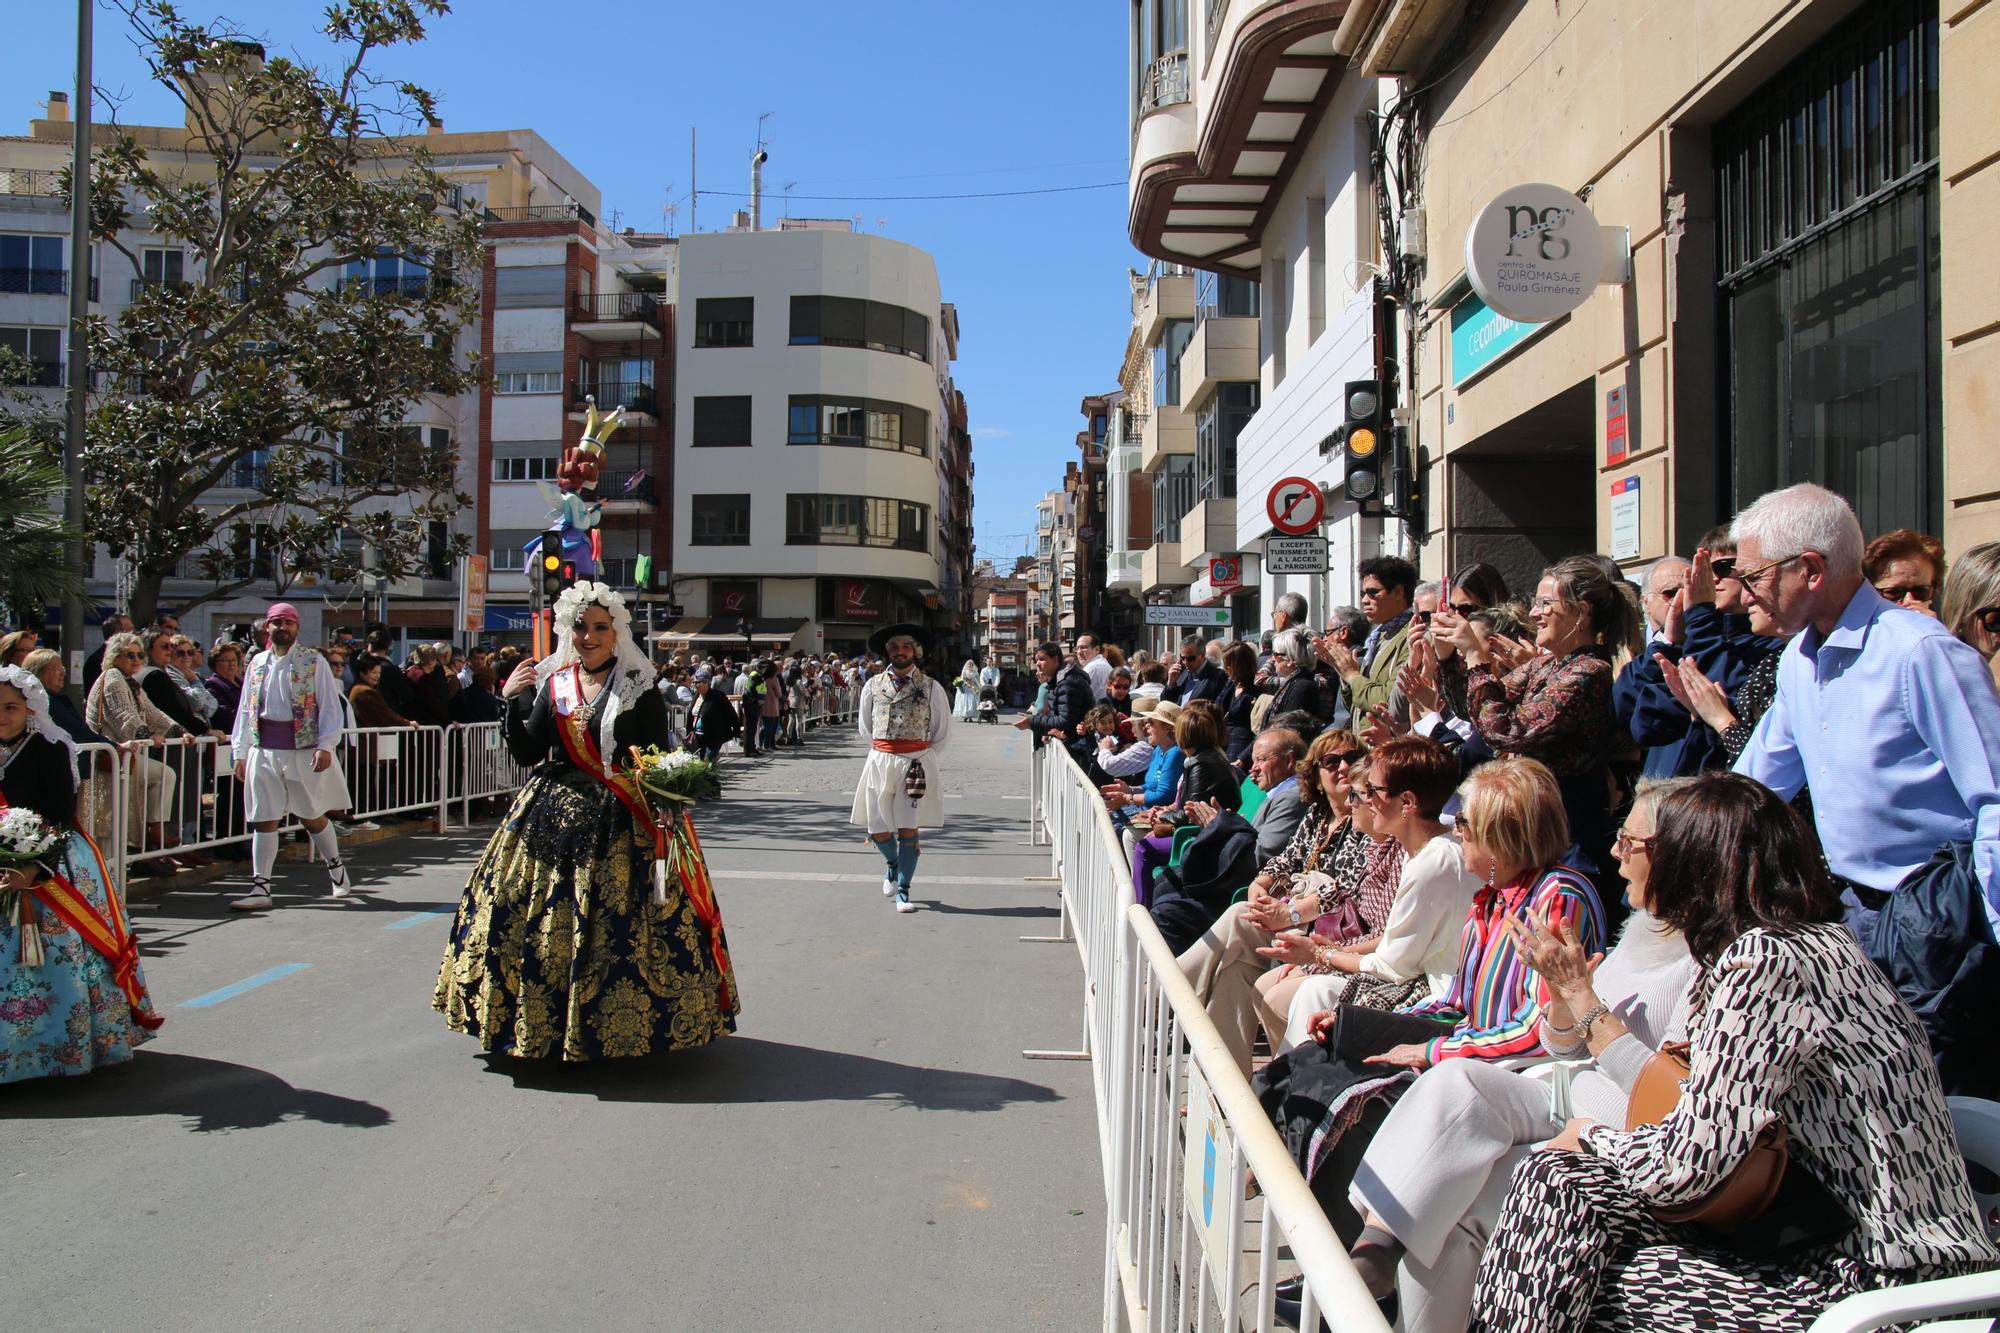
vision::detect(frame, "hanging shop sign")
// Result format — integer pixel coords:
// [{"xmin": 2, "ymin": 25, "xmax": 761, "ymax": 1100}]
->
[{"xmin": 1465, "ymin": 183, "xmax": 1607, "ymax": 324}]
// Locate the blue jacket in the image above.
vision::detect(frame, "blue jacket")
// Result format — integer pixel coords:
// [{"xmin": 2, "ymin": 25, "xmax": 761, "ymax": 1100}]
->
[
  {"xmin": 1140, "ymin": 744, "xmax": 1186, "ymax": 807},
  {"xmin": 1612, "ymin": 603, "xmax": 1784, "ymax": 778}
]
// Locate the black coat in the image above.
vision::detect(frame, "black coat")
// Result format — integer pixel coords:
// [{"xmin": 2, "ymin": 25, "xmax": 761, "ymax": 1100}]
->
[
  {"xmin": 1029, "ymin": 666, "xmax": 1096, "ymax": 753},
  {"xmin": 1870, "ymin": 841, "xmax": 2000, "ymax": 1099},
  {"xmin": 1267, "ymin": 669, "xmax": 1327, "ymax": 729},
  {"xmin": 693, "ymin": 689, "xmax": 740, "ymax": 742},
  {"xmin": 0, "ymin": 732, "xmax": 77, "ymax": 828},
  {"xmin": 1168, "ymin": 660, "xmax": 1230, "ymax": 708},
  {"xmin": 1149, "ymin": 811, "xmax": 1260, "ymax": 955},
  {"xmin": 205, "ymin": 672, "xmax": 242, "ymax": 733},
  {"xmin": 1179, "ymin": 748, "xmax": 1242, "ymax": 810},
  {"xmin": 139, "ymin": 666, "xmax": 206, "ymax": 736}
]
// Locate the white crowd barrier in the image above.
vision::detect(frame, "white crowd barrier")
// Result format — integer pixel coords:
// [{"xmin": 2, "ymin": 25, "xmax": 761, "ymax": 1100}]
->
[{"xmin": 1034, "ymin": 742, "xmax": 1390, "ymax": 1333}]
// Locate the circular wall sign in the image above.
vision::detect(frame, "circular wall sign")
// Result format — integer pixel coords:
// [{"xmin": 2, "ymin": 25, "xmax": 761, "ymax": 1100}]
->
[
  {"xmin": 1464, "ymin": 183, "xmax": 1605, "ymax": 324},
  {"xmin": 1267, "ymin": 476, "xmax": 1325, "ymax": 536}
]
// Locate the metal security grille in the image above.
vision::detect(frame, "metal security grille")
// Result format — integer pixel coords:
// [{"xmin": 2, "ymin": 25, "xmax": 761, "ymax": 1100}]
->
[{"xmin": 1714, "ymin": 0, "xmax": 1942, "ymax": 537}]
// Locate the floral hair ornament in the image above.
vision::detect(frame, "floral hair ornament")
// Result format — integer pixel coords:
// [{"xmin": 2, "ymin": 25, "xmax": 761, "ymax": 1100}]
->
[
  {"xmin": 552, "ymin": 580, "xmax": 631, "ymax": 635},
  {"xmin": 0, "ymin": 663, "xmax": 77, "ymax": 785}
]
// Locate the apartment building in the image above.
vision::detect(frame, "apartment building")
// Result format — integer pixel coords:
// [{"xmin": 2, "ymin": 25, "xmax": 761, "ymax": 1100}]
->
[
  {"xmin": 979, "ymin": 579, "xmax": 1030, "ymax": 669},
  {"xmin": 658, "ymin": 225, "xmax": 976, "ymax": 662},
  {"xmin": 1128, "ymin": 2, "xmax": 1390, "ymax": 637}
]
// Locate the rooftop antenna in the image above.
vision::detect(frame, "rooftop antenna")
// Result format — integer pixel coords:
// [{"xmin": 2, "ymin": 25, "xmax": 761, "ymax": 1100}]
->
[{"xmin": 783, "ymin": 180, "xmax": 797, "ymax": 219}]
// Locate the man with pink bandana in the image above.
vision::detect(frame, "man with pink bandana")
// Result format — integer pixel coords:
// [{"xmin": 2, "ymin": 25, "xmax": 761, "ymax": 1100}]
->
[{"xmin": 227, "ymin": 602, "xmax": 351, "ymax": 910}]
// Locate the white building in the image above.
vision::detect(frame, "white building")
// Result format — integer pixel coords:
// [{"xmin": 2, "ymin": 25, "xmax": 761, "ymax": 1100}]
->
[
  {"xmin": 1127, "ymin": 1, "xmax": 1394, "ymax": 635},
  {"xmin": 663, "ymin": 225, "xmax": 972, "ymax": 661}
]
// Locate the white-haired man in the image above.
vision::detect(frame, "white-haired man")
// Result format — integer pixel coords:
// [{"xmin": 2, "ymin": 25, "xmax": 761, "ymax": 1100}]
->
[
  {"xmin": 229, "ymin": 602, "xmax": 353, "ymax": 910},
  {"xmin": 851, "ymin": 622, "xmax": 951, "ymax": 914},
  {"xmin": 1728, "ymin": 483, "xmax": 2000, "ymax": 938}
]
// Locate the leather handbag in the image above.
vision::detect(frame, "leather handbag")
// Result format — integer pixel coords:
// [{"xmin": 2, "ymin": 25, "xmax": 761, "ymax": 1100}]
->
[{"xmin": 1625, "ymin": 1041, "xmax": 1787, "ymax": 1232}]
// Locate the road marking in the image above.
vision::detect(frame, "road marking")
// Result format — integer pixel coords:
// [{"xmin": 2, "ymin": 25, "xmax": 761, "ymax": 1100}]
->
[
  {"xmin": 387, "ymin": 906, "xmax": 456, "ymax": 929},
  {"xmin": 178, "ymin": 963, "xmax": 310, "ymax": 1008},
  {"xmin": 708, "ymin": 871, "xmax": 1033, "ymax": 886}
]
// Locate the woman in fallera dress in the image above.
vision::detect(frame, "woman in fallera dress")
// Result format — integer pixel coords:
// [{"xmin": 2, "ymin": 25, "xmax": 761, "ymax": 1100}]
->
[
  {"xmin": 0, "ymin": 664, "xmax": 161, "ymax": 1083},
  {"xmin": 434, "ymin": 582, "xmax": 739, "ymax": 1061}
]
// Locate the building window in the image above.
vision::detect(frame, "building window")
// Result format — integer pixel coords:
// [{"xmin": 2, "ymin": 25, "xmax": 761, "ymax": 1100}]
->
[
  {"xmin": 0, "ymin": 233, "xmax": 64, "ymax": 295},
  {"xmin": 1715, "ymin": 0, "xmax": 1941, "ymax": 537},
  {"xmin": 789, "ymin": 296, "xmax": 930, "ymax": 362},
  {"xmin": 491, "ymin": 546, "xmax": 527, "ymax": 572},
  {"xmin": 141, "ymin": 247, "xmax": 185, "ymax": 287},
  {"xmin": 786, "ymin": 395, "xmax": 930, "ymax": 456},
  {"xmin": 693, "ymin": 297, "xmax": 753, "ymax": 348},
  {"xmin": 1154, "ymin": 318, "xmax": 1193, "ymax": 406},
  {"xmin": 0, "ymin": 326, "xmax": 62, "ymax": 385},
  {"xmin": 493, "ymin": 264, "xmax": 565, "ymax": 308},
  {"xmin": 1195, "ymin": 382, "xmax": 1258, "ymax": 501},
  {"xmin": 1194, "ymin": 270, "xmax": 1260, "ymax": 323},
  {"xmin": 344, "ymin": 251, "xmax": 430, "ymax": 296},
  {"xmin": 785, "ymin": 493, "xmax": 929, "ymax": 552},
  {"xmin": 494, "ymin": 455, "xmax": 559, "ymax": 482},
  {"xmin": 1152, "ymin": 456, "xmax": 1196, "ymax": 545},
  {"xmin": 495, "ymin": 370, "xmax": 562, "ymax": 394},
  {"xmin": 692, "ymin": 395, "xmax": 753, "ymax": 447},
  {"xmin": 690, "ymin": 493, "xmax": 751, "ymax": 546}
]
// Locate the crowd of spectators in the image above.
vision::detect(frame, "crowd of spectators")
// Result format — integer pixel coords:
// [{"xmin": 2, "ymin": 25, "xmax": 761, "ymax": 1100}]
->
[{"xmin": 1019, "ymin": 480, "xmax": 2000, "ymax": 1330}]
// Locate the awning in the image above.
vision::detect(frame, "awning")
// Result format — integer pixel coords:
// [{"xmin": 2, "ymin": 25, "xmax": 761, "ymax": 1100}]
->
[
  {"xmin": 656, "ymin": 616, "xmax": 806, "ymax": 645},
  {"xmin": 647, "ymin": 617, "xmax": 710, "ymax": 643}
]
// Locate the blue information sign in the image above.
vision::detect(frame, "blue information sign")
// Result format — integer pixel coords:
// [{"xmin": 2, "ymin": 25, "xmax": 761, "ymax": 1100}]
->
[{"xmin": 1451, "ymin": 294, "xmax": 1545, "ymax": 387}]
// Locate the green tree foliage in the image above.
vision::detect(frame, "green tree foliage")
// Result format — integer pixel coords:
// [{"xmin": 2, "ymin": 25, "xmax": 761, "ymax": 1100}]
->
[
  {"xmin": 76, "ymin": 1, "xmax": 481, "ymax": 623},
  {"xmin": 0, "ymin": 425, "xmax": 85, "ymax": 625}
]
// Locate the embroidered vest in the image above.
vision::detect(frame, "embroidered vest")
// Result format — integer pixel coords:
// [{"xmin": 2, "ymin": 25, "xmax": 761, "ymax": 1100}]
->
[
  {"xmin": 244, "ymin": 648, "xmax": 323, "ymax": 752},
  {"xmin": 869, "ymin": 669, "xmax": 932, "ymax": 745}
]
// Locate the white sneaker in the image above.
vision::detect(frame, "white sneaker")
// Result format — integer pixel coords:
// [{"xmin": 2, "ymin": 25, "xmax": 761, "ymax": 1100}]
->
[
  {"xmin": 231, "ymin": 881, "xmax": 273, "ymax": 911},
  {"xmin": 327, "ymin": 859, "xmax": 353, "ymax": 899},
  {"xmin": 894, "ymin": 891, "xmax": 917, "ymax": 914},
  {"xmin": 335, "ymin": 820, "xmax": 380, "ymax": 835},
  {"xmin": 882, "ymin": 875, "xmax": 899, "ymax": 897}
]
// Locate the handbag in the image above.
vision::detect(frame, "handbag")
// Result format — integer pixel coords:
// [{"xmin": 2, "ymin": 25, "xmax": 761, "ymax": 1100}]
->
[{"xmin": 903, "ymin": 760, "xmax": 927, "ymax": 801}]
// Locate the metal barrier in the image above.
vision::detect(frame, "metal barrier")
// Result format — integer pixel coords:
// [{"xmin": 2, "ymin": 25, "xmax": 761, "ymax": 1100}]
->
[
  {"xmin": 451, "ymin": 722, "xmax": 532, "ymax": 826},
  {"xmin": 1034, "ymin": 740, "xmax": 1391, "ymax": 1333}
]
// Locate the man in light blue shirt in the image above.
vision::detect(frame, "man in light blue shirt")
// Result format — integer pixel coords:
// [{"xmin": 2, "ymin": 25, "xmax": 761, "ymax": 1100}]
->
[{"xmin": 1730, "ymin": 483, "xmax": 2000, "ymax": 938}]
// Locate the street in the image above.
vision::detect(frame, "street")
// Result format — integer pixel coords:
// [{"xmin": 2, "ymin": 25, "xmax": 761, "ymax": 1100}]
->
[{"xmin": 1, "ymin": 714, "xmax": 1101, "ymax": 1331}]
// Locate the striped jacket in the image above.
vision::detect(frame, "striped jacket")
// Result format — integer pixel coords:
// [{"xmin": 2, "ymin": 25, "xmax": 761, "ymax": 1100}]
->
[{"xmin": 1403, "ymin": 864, "xmax": 1605, "ymax": 1064}]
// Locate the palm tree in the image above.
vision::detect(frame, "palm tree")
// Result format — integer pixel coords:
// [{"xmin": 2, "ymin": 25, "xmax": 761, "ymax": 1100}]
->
[{"xmin": 0, "ymin": 426, "xmax": 85, "ymax": 626}]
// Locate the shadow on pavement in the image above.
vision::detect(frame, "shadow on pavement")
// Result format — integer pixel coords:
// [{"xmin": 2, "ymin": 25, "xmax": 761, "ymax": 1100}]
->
[
  {"xmin": 0, "ymin": 1051, "xmax": 393, "ymax": 1133},
  {"xmin": 479, "ymin": 1035, "xmax": 1063, "ymax": 1112},
  {"xmin": 918, "ymin": 901, "xmax": 1061, "ymax": 919}
]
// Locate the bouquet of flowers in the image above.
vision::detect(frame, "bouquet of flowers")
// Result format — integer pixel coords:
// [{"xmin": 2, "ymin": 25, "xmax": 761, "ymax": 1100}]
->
[
  {"xmin": 0, "ymin": 804, "xmax": 62, "ymax": 965},
  {"xmin": 625, "ymin": 746, "xmax": 721, "ymax": 905}
]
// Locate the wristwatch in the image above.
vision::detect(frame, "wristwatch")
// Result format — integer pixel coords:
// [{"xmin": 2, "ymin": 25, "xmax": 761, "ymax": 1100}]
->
[{"xmin": 1287, "ymin": 904, "xmax": 1302, "ymax": 926}]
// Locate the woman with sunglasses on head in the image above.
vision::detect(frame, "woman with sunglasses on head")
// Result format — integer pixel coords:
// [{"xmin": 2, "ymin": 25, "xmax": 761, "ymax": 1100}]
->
[
  {"xmin": 1469, "ymin": 772, "xmax": 1996, "ymax": 1333},
  {"xmin": 1939, "ymin": 542, "xmax": 2000, "ymax": 684},
  {"xmin": 1178, "ymin": 731, "xmax": 1393, "ymax": 1073},
  {"xmin": 84, "ymin": 632, "xmax": 186, "ymax": 867}
]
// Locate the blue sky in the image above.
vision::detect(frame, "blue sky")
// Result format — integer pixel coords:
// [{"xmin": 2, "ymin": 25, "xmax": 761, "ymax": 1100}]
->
[{"xmin": 4, "ymin": 0, "xmax": 1139, "ymax": 568}]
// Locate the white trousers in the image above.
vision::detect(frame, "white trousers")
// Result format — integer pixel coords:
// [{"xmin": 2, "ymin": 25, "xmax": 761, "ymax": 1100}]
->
[
  {"xmin": 1347, "ymin": 1057, "xmax": 1561, "ymax": 1333},
  {"xmin": 848, "ymin": 748, "xmax": 942, "ymax": 834},
  {"xmin": 1177, "ymin": 901, "xmax": 1284, "ymax": 1076},
  {"xmin": 1282, "ymin": 971, "xmax": 1365, "ymax": 1050},
  {"xmin": 244, "ymin": 747, "xmax": 348, "ymax": 823},
  {"xmin": 125, "ymin": 753, "xmax": 177, "ymax": 825}
]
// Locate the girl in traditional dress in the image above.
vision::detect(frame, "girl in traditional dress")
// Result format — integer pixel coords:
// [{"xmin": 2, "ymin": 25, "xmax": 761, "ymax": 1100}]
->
[
  {"xmin": 0, "ymin": 664, "xmax": 161, "ymax": 1083},
  {"xmin": 951, "ymin": 658, "xmax": 980, "ymax": 721},
  {"xmin": 434, "ymin": 582, "xmax": 740, "ymax": 1061}
]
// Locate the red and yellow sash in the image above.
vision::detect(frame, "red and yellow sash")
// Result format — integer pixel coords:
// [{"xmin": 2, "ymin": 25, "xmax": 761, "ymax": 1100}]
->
[
  {"xmin": 549, "ymin": 668, "xmax": 734, "ymax": 1007},
  {"xmin": 9, "ymin": 819, "xmax": 162, "ymax": 1031}
]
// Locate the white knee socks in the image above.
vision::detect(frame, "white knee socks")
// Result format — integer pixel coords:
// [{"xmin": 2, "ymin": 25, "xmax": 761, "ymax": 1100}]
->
[
  {"xmin": 308, "ymin": 824, "xmax": 350, "ymax": 894},
  {"xmin": 252, "ymin": 829, "xmax": 279, "ymax": 883}
]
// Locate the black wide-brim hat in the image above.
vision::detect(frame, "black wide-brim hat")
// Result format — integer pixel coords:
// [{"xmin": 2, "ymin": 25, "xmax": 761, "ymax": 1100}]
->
[{"xmin": 867, "ymin": 622, "xmax": 934, "ymax": 656}]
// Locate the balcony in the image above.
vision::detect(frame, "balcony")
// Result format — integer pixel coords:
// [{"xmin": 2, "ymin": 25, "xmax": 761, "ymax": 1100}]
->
[
  {"xmin": 1107, "ymin": 548, "xmax": 1147, "ymax": 592},
  {"xmin": 0, "ymin": 168, "xmax": 62, "ymax": 198},
  {"xmin": 1136, "ymin": 262, "xmax": 1195, "ymax": 347},
  {"xmin": 1142, "ymin": 538, "xmax": 1190, "ymax": 593},
  {"xmin": 1127, "ymin": 2, "xmax": 1348, "ymax": 276},
  {"xmin": 571, "ymin": 292, "xmax": 664, "ymax": 341},
  {"xmin": 482, "ymin": 202, "xmax": 596, "ymax": 227},
  {"xmin": 569, "ymin": 379, "xmax": 658, "ymax": 425},
  {"xmin": 597, "ymin": 469, "xmax": 657, "ymax": 511},
  {"xmin": 1139, "ymin": 401, "xmax": 1194, "ymax": 473},
  {"xmin": 341, "ymin": 273, "xmax": 436, "ymax": 298},
  {"xmin": 1180, "ymin": 496, "xmax": 1237, "ymax": 564},
  {"xmin": 1, "ymin": 268, "xmax": 68, "ymax": 296},
  {"xmin": 1179, "ymin": 312, "xmax": 1259, "ymax": 411}
]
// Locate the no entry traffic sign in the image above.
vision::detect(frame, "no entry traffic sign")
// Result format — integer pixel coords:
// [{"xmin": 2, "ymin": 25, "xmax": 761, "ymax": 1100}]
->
[{"xmin": 1267, "ymin": 476, "xmax": 1325, "ymax": 536}]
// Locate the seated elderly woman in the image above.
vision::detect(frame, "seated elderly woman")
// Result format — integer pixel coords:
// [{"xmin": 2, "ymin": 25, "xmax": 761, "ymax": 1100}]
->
[
  {"xmin": 84, "ymin": 630, "xmax": 187, "ymax": 866},
  {"xmin": 1178, "ymin": 730, "xmax": 1384, "ymax": 1073},
  {"xmin": 1261, "ymin": 736, "xmax": 1487, "ymax": 1058},
  {"xmin": 1468, "ymin": 772, "xmax": 1998, "ymax": 1332},
  {"xmin": 1265, "ymin": 627, "xmax": 1327, "ymax": 731},
  {"xmin": 1253, "ymin": 756, "xmax": 1605, "ymax": 1246},
  {"xmin": 1334, "ymin": 777, "xmax": 1698, "ymax": 1332}
]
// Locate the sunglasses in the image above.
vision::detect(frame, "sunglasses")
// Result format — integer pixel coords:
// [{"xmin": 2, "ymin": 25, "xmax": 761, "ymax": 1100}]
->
[
  {"xmin": 1614, "ymin": 829, "xmax": 1660, "ymax": 857},
  {"xmin": 1328, "ymin": 748, "xmax": 1365, "ymax": 765},
  {"xmin": 1876, "ymin": 583, "xmax": 1934, "ymax": 604},
  {"xmin": 1358, "ymin": 585, "xmax": 1388, "ymax": 600},
  {"xmin": 1976, "ymin": 607, "xmax": 2000, "ymax": 635},
  {"xmin": 1447, "ymin": 601, "xmax": 1481, "ymax": 617},
  {"xmin": 1650, "ymin": 584, "xmax": 1684, "ymax": 601},
  {"xmin": 1411, "ymin": 610, "xmax": 1434, "ymax": 626},
  {"xmin": 1714, "ymin": 553, "xmax": 1803, "ymax": 590}
]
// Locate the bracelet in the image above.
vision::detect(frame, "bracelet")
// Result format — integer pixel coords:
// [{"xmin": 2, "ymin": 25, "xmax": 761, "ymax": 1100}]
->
[
  {"xmin": 1542, "ymin": 1011, "xmax": 1580, "ymax": 1038},
  {"xmin": 1314, "ymin": 945, "xmax": 1337, "ymax": 969},
  {"xmin": 1575, "ymin": 1001, "xmax": 1612, "ymax": 1043}
]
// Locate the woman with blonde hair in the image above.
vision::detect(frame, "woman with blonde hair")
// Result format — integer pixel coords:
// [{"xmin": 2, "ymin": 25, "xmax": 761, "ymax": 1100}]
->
[
  {"xmin": 84, "ymin": 631, "xmax": 186, "ymax": 866},
  {"xmin": 1938, "ymin": 541, "xmax": 2000, "ymax": 678}
]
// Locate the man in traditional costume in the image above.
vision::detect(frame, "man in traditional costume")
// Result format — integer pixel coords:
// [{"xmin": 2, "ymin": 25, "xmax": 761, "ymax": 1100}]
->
[
  {"xmin": 850, "ymin": 623, "xmax": 950, "ymax": 914},
  {"xmin": 228, "ymin": 603, "xmax": 352, "ymax": 910}
]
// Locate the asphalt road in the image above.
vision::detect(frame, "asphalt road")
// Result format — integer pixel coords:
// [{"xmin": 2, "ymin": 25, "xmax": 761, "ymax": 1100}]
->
[{"xmin": 1, "ymin": 707, "xmax": 1101, "ymax": 1331}]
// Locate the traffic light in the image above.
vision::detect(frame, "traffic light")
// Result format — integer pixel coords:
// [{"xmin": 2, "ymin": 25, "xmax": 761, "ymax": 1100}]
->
[
  {"xmin": 538, "ymin": 529, "xmax": 576, "ymax": 604},
  {"xmin": 1341, "ymin": 379, "xmax": 1384, "ymax": 503}
]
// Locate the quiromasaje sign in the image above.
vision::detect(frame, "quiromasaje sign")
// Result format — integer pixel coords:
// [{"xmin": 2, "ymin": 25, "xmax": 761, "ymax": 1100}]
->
[{"xmin": 1464, "ymin": 182, "xmax": 1606, "ymax": 324}]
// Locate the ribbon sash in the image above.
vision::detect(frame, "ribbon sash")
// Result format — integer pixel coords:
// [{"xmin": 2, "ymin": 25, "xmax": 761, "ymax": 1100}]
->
[
  {"xmin": 17, "ymin": 828, "xmax": 163, "ymax": 1030},
  {"xmin": 549, "ymin": 668, "xmax": 734, "ymax": 1005}
]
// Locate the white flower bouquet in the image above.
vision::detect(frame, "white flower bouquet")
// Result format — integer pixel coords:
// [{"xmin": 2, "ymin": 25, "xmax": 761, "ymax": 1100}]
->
[
  {"xmin": 0, "ymin": 804, "xmax": 61, "ymax": 965},
  {"xmin": 627, "ymin": 745, "xmax": 722, "ymax": 805}
]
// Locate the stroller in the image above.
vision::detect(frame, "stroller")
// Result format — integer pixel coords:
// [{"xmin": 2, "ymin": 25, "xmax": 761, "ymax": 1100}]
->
[{"xmin": 977, "ymin": 685, "xmax": 1000, "ymax": 724}]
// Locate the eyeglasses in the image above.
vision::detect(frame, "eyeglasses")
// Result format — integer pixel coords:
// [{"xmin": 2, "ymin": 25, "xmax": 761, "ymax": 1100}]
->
[
  {"xmin": 1109, "ymin": 681, "xmax": 1130, "ymax": 690},
  {"xmin": 1613, "ymin": 829, "xmax": 1659, "ymax": 857},
  {"xmin": 1358, "ymin": 585, "xmax": 1388, "ymax": 600},
  {"xmin": 1649, "ymin": 584, "xmax": 1684, "ymax": 601},
  {"xmin": 117, "ymin": 651, "xmax": 142, "ymax": 661},
  {"xmin": 1531, "ymin": 595, "xmax": 1565, "ymax": 612},
  {"xmin": 1349, "ymin": 780, "xmax": 1380, "ymax": 799},
  {"xmin": 1876, "ymin": 583, "xmax": 1935, "ymax": 604},
  {"xmin": 1327, "ymin": 748, "xmax": 1364, "ymax": 766},
  {"xmin": 1447, "ymin": 601, "xmax": 1481, "ymax": 616},
  {"xmin": 1719, "ymin": 553, "xmax": 1803, "ymax": 592},
  {"xmin": 1977, "ymin": 607, "xmax": 2000, "ymax": 635}
]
